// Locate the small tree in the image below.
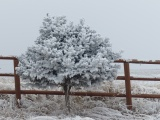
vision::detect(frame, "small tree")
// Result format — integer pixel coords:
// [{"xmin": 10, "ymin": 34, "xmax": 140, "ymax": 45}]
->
[{"xmin": 16, "ymin": 15, "xmax": 121, "ymax": 112}]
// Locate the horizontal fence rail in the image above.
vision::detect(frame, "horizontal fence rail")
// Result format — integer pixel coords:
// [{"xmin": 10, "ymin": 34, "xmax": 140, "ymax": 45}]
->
[
  {"xmin": 1, "ymin": 90, "xmax": 160, "ymax": 98},
  {"xmin": 115, "ymin": 59, "xmax": 160, "ymax": 64},
  {"xmin": 0, "ymin": 56, "xmax": 160, "ymax": 110},
  {"xmin": 0, "ymin": 56, "xmax": 17, "ymax": 60},
  {"xmin": 0, "ymin": 73, "xmax": 14, "ymax": 76},
  {"xmin": 117, "ymin": 76, "xmax": 160, "ymax": 81}
]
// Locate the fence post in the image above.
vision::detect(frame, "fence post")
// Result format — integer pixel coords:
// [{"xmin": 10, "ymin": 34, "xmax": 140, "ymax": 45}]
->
[
  {"xmin": 14, "ymin": 59, "xmax": 21, "ymax": 105},
  {"xmin": 124, "ymin": 62, "xmax": 132, "ymax": 110}
]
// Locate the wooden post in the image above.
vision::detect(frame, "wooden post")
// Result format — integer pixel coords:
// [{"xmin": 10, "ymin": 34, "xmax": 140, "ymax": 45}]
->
[
  {"xmin": 124, "ymin": 62, "xmax": 132, "ymax": 110},
  {"xmin": 14, "ymin": 59, "xmax": 21, "ymax": 105}
]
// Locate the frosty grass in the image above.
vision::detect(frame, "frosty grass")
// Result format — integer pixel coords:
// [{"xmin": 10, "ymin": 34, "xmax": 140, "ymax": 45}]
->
[{"xmin": 0, "ymin": 69, "xmax": 160, "ymax": 119}]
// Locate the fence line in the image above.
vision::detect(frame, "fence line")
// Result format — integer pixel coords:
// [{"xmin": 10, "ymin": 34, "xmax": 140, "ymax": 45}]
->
[{"xmin": 0, "ymin": 56, "xmax": 160, "ymax": 110}]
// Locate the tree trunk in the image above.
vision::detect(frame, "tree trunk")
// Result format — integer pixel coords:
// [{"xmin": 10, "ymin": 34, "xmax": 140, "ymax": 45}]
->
[{"xmin": 63, "ymin": 77, "xmax": 72, "ymax": 112}]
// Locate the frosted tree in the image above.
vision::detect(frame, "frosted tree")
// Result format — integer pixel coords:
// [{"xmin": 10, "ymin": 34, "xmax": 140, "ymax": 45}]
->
[{"xmin": 16, "ymin": 15, "xmax": 121, "ymax": 112}]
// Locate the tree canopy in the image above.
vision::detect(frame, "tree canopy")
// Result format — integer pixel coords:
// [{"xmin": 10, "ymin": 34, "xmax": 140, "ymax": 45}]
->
[{"xmin": 16, "ymin": 15, "xmax": 121, "ymax": 87}]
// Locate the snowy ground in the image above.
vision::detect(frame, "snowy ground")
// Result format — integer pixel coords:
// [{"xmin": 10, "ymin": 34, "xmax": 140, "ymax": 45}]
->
[{"xmin": 0, "ymin": 69, "xmax": 160, "ymax": 120}]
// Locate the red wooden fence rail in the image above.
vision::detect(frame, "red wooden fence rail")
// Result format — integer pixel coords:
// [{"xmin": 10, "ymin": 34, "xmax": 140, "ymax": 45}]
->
[{"xmin": 0, "ymin": 56, "xmax": 160, "ymax": 110}]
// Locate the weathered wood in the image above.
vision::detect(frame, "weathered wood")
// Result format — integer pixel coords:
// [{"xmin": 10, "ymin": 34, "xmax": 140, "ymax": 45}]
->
[
  {"xmin": 132, "ymin": 94, "xmax": 160, "ymax": 98},
  {"xmin": 117, "ymin": 76, "xmax": 160, "ymax": 81},
  {"xmin": 0, "ymin": 90, "xmax": 160, "ymax": 99},
  {"xmin": 0, "ymin": 90, "xmax": 15, "ymax": 94},
  {"xmin": 0, "ymin": 73, "xmax": 14, "ymax": 76},
  {"xmin": 115, "ymin": 59, "xmax": 160, "ymax": 64},
  {"xmin": 0, "ymin": 56, "xmax": 17, "ymax": 60},
  {"xmin": 20, "ymin": 90, "xmax": 126, "ymax": 97},
  {"xmin": 14, "ymin": 59, "xmax": 21, "ymax": 102},
  {"xmin": 20, "ymin": 91, "xmax": 160, "ymax": 98},
  {"xmin": 124, "ymin": 62, "xmax": 132, "ymax": 110}
]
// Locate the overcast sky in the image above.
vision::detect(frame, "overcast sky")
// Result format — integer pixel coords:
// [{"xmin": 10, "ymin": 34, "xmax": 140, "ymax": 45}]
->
[{"xmin": 0, "ymin": 0, "xmax": 160, "ymax": 72}]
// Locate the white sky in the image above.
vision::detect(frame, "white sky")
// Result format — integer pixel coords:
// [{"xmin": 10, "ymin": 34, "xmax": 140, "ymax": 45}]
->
[{"xmin": 0, "ymin": 0, "xmax": 160, "ymax": 72}]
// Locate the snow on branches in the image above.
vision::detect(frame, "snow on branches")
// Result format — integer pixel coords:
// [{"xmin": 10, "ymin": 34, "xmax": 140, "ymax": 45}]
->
[{"xmin": 16, "ymin": 15, "xmax": 121, "ymax": 87}]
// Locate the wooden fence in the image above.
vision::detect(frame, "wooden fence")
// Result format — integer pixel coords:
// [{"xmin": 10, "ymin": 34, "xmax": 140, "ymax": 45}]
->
[{"xmin": 1, "ymin": 56, "xmax": 160, "ymax": 110}]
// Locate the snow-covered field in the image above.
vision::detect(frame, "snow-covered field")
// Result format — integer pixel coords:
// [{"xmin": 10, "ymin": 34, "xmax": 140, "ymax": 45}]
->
[{"xmin": 0, "ymin": 69, "xmax": 160, "ymax": 120}]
